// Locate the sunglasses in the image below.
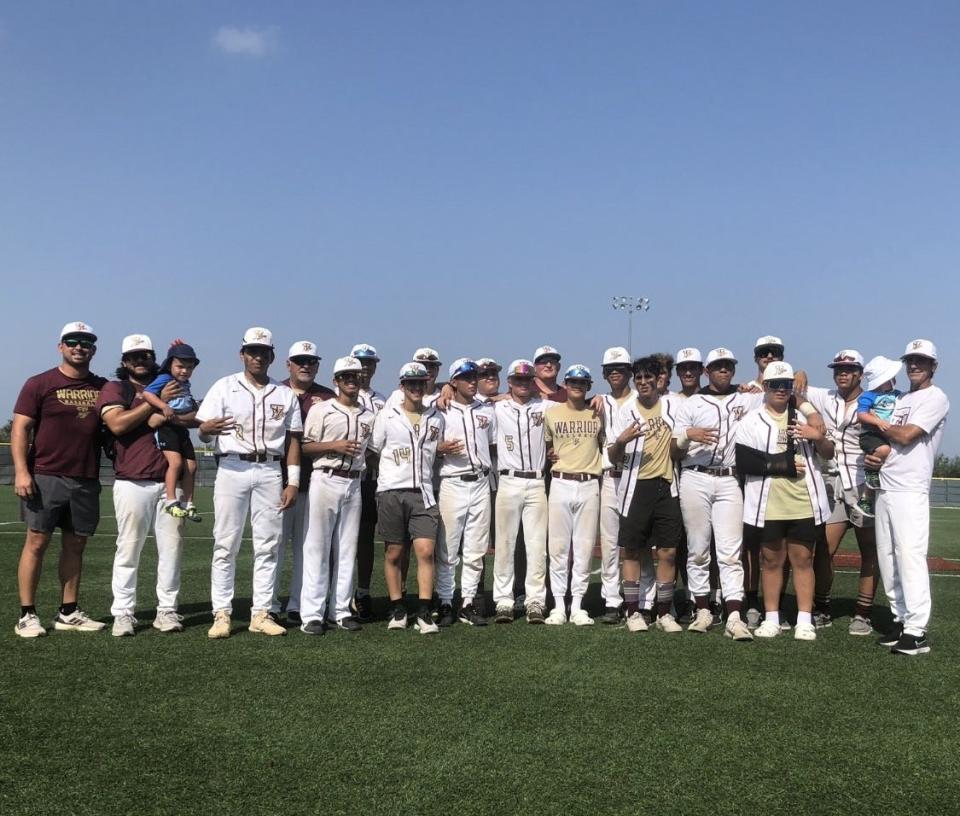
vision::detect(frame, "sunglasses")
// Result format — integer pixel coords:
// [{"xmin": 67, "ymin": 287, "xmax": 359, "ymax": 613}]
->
[
  {"xmin": 755, "ymin": 347, "xmax": 783, "ymax": 359},
  {"xmin": 123, "ymin": 352, "xmax": 155, "ymax": 363},
  {"xmin": 478, "ymin": 370, "xmax": 499, "ymax": 379},
  {"xmin": 766, "ymin": 379, "xmax": 794, "ymax": 391},
  {"xmin": 63, "ymin": 338, "xmax": 95, "ymax": 350},
  {"xmin": 566, "ymin": 379, "xmax": 591, "ymax": 388},
  {"xmin": 290, "ymin": 356, "xmax": 319, "ymax": 367},
  {"xmin": 337, "ymin": 371, "xmax": 360, "ymax": 381},
  {"xmin": 634, "ymin": 371, "xmax": 657, "ymax": 381},
  {"xmin": 708, "ymin": 362, "xmax": 735, "ymax": 371},
  {"xmin": 676, "ymin": 364, "xmax": 702, "ymax": 374},
  {"xmin": 536, "ymin": 358, "xmax": 560, "ymax": 366}
]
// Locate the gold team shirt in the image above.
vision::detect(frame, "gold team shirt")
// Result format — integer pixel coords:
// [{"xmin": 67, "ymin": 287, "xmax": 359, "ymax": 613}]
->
[
  {"xmin": 635, "ymin": 400, "xmax": 674, "ymax": 481},
  {"xmin": 403, "ymin": 408, "xmax": 424, "ymax": 432},
  {"xmin": 764, "ymin": 408, "xmax": 813, "ymax": 520},
  {"xmin": 544, "ymin": 404, "xmax": 603, "ymax": 475}
]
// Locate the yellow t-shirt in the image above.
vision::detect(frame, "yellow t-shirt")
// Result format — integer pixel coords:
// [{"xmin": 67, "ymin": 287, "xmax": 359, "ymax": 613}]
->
[
  {"xmin": 764, "ymin": 408, "xmax": 812, "ymax": 520},
  {"xmin": 635, "ymin": 400, "xmax": 674, "ymax": 481},
  {"xmin": 403, "ymin": 409, "xmax": 423, "ymax": 434},
  {"xmin": 544, "ymin": 404, "xmax": 602, "ymax": 475}
]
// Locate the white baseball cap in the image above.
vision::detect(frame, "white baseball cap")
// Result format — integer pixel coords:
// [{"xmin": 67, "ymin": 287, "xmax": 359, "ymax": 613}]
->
[
  {"xmin": 901, "ymin": 339, "xmax": 938, "ymax": 362},
  {"xmin": 242, "ymin": 327, "xmax": 274, "ymax": 348},
  {"xmin": 761, "ymin": 361, "xmax": 796, "ymax": 382},
  {"xmin": 563, "ymin": 363, "xmax": 593, "ymax": 382},
  {"xmin": 351, "ymin": 343, "xmax": 380, "ymax": 361},
  {"xmin": 60, "ymin": 321, "xmax": 96, "ymax": 342},
  {"xmin": 864, "ymin": 356, "xmax": 903, "ymax": 392},
  {"xmin": 602, "ymin": 347, "xmax": 631, "ymax": 366},
  {"xmin": 333, "ymin": 356, "xmax": 363, "ymax": 375},
  {"xmin": 705, "ymin": 347, "xmax": 738, "ymax": 367},
  {"xmin": 754, "ymin": 335, "xmax": 784, "ymax": 351},
  {"xmin": 828, "ymin": 349, "xmax": 864, "ymax": 369},
  {"xmin": 288, "ymin": 340, "xmax": 320, "ymax": 360},
  {"xmin": 534, "ymin": 345, "xmax": 561, "ymax": 362},
  {"xmin": 414, "ymin": 347, "xmax": 441, "ymax": 365},
  {"xmin": 507, "ymin": 359, "xmax": 536, "ymax": 377},
  {"xmin": 121, "ymin": 334, "xmax": 153, "ymax": 355},
  {"xmin": 399, "ymin": 361, "xmax": 430, "ymax": 380},
  {"xmin": 675, "ymin": 347, "xmax": 703, "ymax": 365},
  {"xmin": 475, "ymin": 357, "xmax": 502, "ymax": 372}
]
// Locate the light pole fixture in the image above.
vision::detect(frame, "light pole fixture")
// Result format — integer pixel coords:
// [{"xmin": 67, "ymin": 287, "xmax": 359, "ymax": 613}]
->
[{"xmin": 611, "ymin": 296, "xmax": 651, "ymax": 356}]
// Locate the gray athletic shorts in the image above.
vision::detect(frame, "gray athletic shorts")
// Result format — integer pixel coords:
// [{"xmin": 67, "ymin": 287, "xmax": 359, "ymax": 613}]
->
[
  {"xmin": 825, "ymin": 477, "xmax": 872, "ymax": 529},
  {"xmin": 21, "ymin": 474, "xmax": 101, "ymax": 537},
  {"xmin": 376, "ymin": 489, "xmax": 439, "ymax": 543}
]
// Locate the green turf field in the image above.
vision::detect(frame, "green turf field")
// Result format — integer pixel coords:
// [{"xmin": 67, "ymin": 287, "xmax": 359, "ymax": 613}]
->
[{"xmin": 2, "ymin": 487, "xmax": 959, "ymax": 815}]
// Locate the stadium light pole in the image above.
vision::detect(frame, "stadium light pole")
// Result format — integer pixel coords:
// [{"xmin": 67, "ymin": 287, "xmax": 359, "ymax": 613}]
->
[{"xmin": 611, "ymin": 296, "xmax": 651, "ymax": 357}]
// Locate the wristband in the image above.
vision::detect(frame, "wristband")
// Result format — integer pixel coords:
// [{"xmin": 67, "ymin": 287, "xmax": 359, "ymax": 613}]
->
[
  {"xmin": 798, "ymin": 401, "xmax": 816, "ymax": 418},
  {"xmin": 286, "ymin": 465, "xmax": 301, "ymax": 488},
  {"xmin": 675, "ymin": 429, "xmax": 691, "ymax": 450}
]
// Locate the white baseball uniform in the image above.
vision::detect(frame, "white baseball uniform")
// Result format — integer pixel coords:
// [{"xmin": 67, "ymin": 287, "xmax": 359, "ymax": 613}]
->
[
  {"xmin": 492, "ymin": 397, "xmax": 548, "ymax": 609},
  {"xmin": 300, "ymin": 399, "xmax": 375, "ymax": 624},
  {"xmin": 436, "ymin": 399, "xmax": 496, "ymax": 606},
  {"xmin": 195, "ymin": 374, "xmax": 302, "ymax": 615},
  {"xmin": 875, "ymin": 385, "xmax": 949, "ymax": 637},
  {"xmin": 370, "ymin": 403, "xmax": 445, "ymax": 509},
  {"xmin": 598, "ymin": 390, "xmax": 635, "ymax": 609}
]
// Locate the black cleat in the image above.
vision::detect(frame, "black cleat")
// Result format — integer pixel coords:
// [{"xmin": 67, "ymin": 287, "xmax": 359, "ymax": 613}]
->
[
  {"xmin": 437, "ymin": 603, "xmax": 456, "ymax": 627},
  {"xmin": 458, "ymin": 603, "xmax": 488, "ymax": 627},
  {"xmin": 890, "ymin": 633, "xmax": 930, "ymax": 656},
  {"xmin": 878, "ymin": 621, "xmax": 904, "ymax": 647}
]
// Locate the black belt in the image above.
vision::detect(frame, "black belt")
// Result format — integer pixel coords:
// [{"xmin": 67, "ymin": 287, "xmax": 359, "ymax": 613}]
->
[
  {"xmin": 445, "ymin": 470, "xmax": 490, "ymax": 482},
  {"xmin": 319, "ymin": 467, "xmax": 362, "ymax": 479},
  {"xmin": 685, "ymin": 464, "xmax": 737, "ymax": 477},
  {"xmin": 604, "ymin": 468, "xmax": 623, "ymax": 476},
  {"xmin": 221, "ymin": 453, "xmax": 282, "ymax": 463},
  {"xmin": 551, "ymin": 471, "xmax": 600, "ymax": 482},
  {"xmin": 499, "ymin": 469, "xmax": 543, "ymax": 479}
]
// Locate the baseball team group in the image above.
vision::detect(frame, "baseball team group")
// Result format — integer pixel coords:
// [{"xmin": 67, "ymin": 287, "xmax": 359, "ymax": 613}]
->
[{"xmin": 11, "ymin": 321, "xmax": 949, "ymax": 656}]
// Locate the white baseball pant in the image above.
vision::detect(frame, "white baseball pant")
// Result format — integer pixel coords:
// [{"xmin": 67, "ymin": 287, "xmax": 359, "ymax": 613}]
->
[
  {"xmin": 598, "ymin": 474, "xmax": 624, "ymax": 608},
  {"xmin": 110, "ymin": 479, "xmax": 184, "ymax": 616},
  {"xmin": 875, "ymin": 489, "xmax": 931, "ymax": 637},
  {"xmin": 493, "ymin": 475, "xmax": 548, "ymax": 607},
  {"xmin": 548, "ymin": 478, "xmax": 600, "ymax": 605},
  {"xmin": 300, "ymin": 473, "xmax": 361, "ymax": 623},
  {"xmin": 436, "ymin": 477, "xmax": 492, "ymax": 605},
  {"xmin": 271, "ymin": 495, "xmax": 308, "ymax": 615},
  {"xmin": 210, "ymin": 458, "xmax": 284, "ymax": 615},
  {"xmin": 679, "ymin": 470, "xmax": 745, "ymax": 602}
]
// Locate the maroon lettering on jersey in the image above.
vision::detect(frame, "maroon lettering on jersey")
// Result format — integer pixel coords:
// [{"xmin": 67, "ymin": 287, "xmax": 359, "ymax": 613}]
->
[
  {"xmin": 96, "ymin": 381, "xmax": 168, "ymax": 481},
  {"xmin": 14, "ymin": 367, "xmax": 107, "ymax": 478}
]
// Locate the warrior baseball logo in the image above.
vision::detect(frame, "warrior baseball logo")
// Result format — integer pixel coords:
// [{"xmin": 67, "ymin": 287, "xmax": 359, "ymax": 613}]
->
[
  {"xmin": 429, "ymin": 425, "xmax": 440, "ymax": 441},
  {"xmin": 731, "ymin": 406, "xmax": 747, "ymax": 421},
  {"xmin": 359, "ymin": 422, "xmax": 371, "ymax": 439},
  {"xmin": 477, "ymin": 415, "xmax": 490, "ymax": 429},
  {"xmin": 56, "ymin": 387, "xmax": 98, "ymax": 420},
  {"xmin": 531, "ymin": 412, "xmax": 544, "ymax": 427},
  {"xmin": 270, "ymin": 404, "xmax": 285, "ymax": 420}
]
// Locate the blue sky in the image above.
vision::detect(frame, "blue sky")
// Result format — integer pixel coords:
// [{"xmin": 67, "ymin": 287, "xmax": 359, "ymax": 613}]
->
[{"xmin": 2, "ymin": 2, "xmax": 958, "ymax": 450}]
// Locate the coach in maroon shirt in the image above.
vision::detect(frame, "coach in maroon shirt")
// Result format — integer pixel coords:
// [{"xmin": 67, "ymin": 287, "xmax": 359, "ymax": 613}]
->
[{"xmin": 12, "ymin": 322, "xmax": 107, "ymax": 637}]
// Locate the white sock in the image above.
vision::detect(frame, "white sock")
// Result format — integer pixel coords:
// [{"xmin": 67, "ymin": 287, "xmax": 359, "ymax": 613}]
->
[
  {"xmin": 765, "ymin": 610, "xmax": 780, "ymax": 626},
  {"xmin": 797, "ymin": 611, "xmax": 812, "ymax": 626},
  {"xmin": 570, "ymin": 596, "xmax": 582, "ymax": 614}
]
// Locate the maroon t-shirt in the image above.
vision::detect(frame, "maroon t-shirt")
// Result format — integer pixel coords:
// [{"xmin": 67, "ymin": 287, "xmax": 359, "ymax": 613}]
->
[
  {"xmin": 537, "ymin": 382, "xmax": 568, "ymax": 403},
  {"xmin": 96, "ymin": 380, "xmax": 168, "ymax": 482},
  {"xmin": 282, "ymin": 379, "xmax": 336, "ymax": 492},
  {"xmin": 14, "ymin": 367, "xmax": 107, "ymax": 478}
]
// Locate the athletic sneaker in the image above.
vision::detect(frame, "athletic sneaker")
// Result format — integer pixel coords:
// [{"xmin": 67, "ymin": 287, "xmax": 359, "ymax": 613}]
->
[
  {"xmin": 163, "ymin": 500, "xmax": 188, "ymax": 519},
  {"xmin": 301, "ymin": 620, "xmax": 326, "ymax": 635},
  {"xmin": 794, "ymin": 622, "xmax": 817, "ymax": 641},
  {"xmin": 848, "ymin": 615, "xmax": 873, "ymax": 636},
  {"xmin": 184, "ymin": 505, "xmax": 202, "ymax": 523},
  {"xmin": 525, "ymin": 602, "xmax": 546, "ymax": 625},
  {"xmin": 709, "ymin": 601, "xmax": 724, "ymax": 627},
  {"xmin": 53, "ymin": 609, "xmax": 106, "ymax": 632},
  {"xmin": 14, "ymin": 612, "xmax": 46, "ymax": 638},
  {"xmin": 779, "ymin": 617, "xmax": 792, "ymax": 632},
  {"xmin": 208, "ymin": 611, "xmax": 231, "ymax": 639},
  {"xmin": 864, "ymin": 470, "xmax": 881, "ymax": 489},
  {"xmin": 890, "ymin": 633, "xmax": 930, "ymax": 656},
  {"xmin": 754, "ymin": 619, "xmax": 781, "ymax": 638},
  {"xmin": 745, "ymin": 607, "xmax": 762, "ymax": 630},
  {"xmin": 354, "ymin": 593, "xmax": 374, "ymax": 623},
  {"xmin": 387, "ymin": 606, "xmax": 408, "ymax": 630},
  {"xmin": 813, "ymin": 611, "xmax": 833, "ymax": 629},
  {"xmin": 655, "ymin": 614, "xmax": 683, "ymax": 633},
  {"xmin": 856, "ymin": 496, "xmax": 875, "ymax": 517},
  {"xmin": 458, "ymin": 604, "xmax": 488, "ymax": 627},
  {"xmin": 286, "ymin": 610, "xmax": 302, "ymax": 626},
  {"xmin": 336, "ymin": 617, "xmax": 362, "ymax": 632},
  {"xmin": 112, "ymin": 614, "xmax": 137, "ymax": 637},
  {"xmin": 415, "ymin": 614, "xmax": 439, "ymax": 634},
  {"xmin": 544, "ymin": 607, "xmax": 567, "ymax": 626},
  {"xmin": 625, "ymin": 611, "xmax": 648, "ymax": 632},
  {"xmin": 687, "ymin": 607, "xmax": 713, "ymax": 634},
  {"xmin": 437, "ymin": 603, "xmax": 455, "ymax": 627},
  {"xmin": 877, "ymin": 621, "xmax": 903, "ymax": 647},
  {"xmin": 249, "ymin": 610, "xmax": 286, "ymax": 636},
  {"xmin": 152, "ymin": 610, "xmax": 184, "ymax": 633},
  {"xmin": 513, "ymin": 594, "xmax": 526, "ymax": 614},
  {"xmin": 495, "ymin": 603, "xmax": 514, "ymax": 624},
  {"xmin": 724, "ymin": 617, "xmax": 754, "ymax": 641},
  {"xmin": 570, "ymin": 609, "xmax": 594, "ymax": 626},
  {"xmin": 599, "ymin": 607, "xmax": 621, "ymax": 625}
]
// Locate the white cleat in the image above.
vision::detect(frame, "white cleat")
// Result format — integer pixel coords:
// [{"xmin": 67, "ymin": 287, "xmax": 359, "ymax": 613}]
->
[
  {"xmin": 15, "ymin": 612, "xmax": 46, "ymax": 638},
  {"xmin": 655, "ymin": 613, "xmax": 683, "ymax": 633},
  {"xmin": 754, "ymin": 619, "xmax": 781, "ymax": 639},
  {"xmin": 724, "ymin": 617, "xmax": 754, "ymax": 642},
  {"xmin": 625, "ymin": 611, "xmax": 648, "ymax": 632},
  {"xmin": 544, "ymin": 607, "xmax": 567, "ymax": 626},
  {"xmin": 687, "ymin": 607, "xmax": 713, "ymax": 633},
  {"xmin": 112, "ymin": 614, "xmax": 137, "ymax": 637},
  {"xmin": 794, "ymin": 622, "xmax": 817, "ymax": 641},
  {"xmin": 570, "ymin": 609, "xmax": 594, "ymax": 626}
]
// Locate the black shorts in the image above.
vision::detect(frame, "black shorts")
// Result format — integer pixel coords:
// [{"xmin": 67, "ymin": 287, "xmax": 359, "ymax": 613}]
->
[
  {"xmin": 376, "ymin": 490, "xmax": 439, "ymax": 543},
  {"xmin": 618, "ymin": 478, "xmax": 682, "ymax": 556},
  {"xmin": 859, "ymin": 429, "xmax": 887, "ymax": 455},
  {"xmin": 742, "ymin": 522, "xmax": 763, "ymax": 552},
  {"xmin": 156, "ymin": 425, "xmax": 196, "ymax": 460},
  {"xmin": 21, "ymin": 474, "xmax": 101, "ymax": 537},
  {"xmin": 760, "ymin": 517, "xmax": 820, "ymax": 545}
]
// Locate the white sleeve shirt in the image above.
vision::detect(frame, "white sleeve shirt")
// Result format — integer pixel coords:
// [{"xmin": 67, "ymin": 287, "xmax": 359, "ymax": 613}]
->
[
  {"xmin": 673, "ymin": 390, "xmax": 761, "ymax": 469},
  {"xmin": 303, "ymin": 400, "xmax": 375, "ymax": 473},
  {"xmin": 439, "ymin": 400, "xmax": 496, "ymax": 477},
  {"xmin": 880, "ymin": 385, "xmax": 949, "ymax": 493},
  {"xmin": 372, "ymin": 405, "xmax": 446, "ymax": 507},
  {"xmin": 196, "ymin": 374, "xmax": 302, "ymax": 457},
  {"xmin": 806, "ymin": 385, "xmax": 864, "ymax": 490},
  {"xmin": 494, "ymin": 397, "xmax": 547, "ymax": 473}
]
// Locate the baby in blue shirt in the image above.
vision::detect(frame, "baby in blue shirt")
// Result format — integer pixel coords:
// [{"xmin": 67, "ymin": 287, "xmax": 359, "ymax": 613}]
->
[{"xmin": 143, "ymin": 342, "xmax": 200, "ymax": 520}]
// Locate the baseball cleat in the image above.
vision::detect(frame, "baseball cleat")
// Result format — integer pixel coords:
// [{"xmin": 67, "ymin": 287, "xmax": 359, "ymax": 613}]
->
[
  {"xmin": 15, "ymin": 612, "xmax": 47, "ymax": 638},
  {"xmin": 513, "ymin": 594, "xmax": 526, "ymax": 614},
  {"xmin": 544, "ymin": 607, "xmax": 567, "ymax": 626},
  {"xmin": 625, "ymin": 611, "xmax": 648, "ymax": 632},
  {"xmin": 458, "ymin": 604, "xmax": 488, "ymax": 627},
  {"xmin": 877, "ymin": 622, "xmax": 903, "ymax": 647},
  {"xmin": 336, "ymin": 617, "xmax": 362, "ymax": 632},
  {"xmin": 437, "ymin": 603, "xmax": 456, "ymax": 627},
  {"xmin": 794, "ymin": 622, "xmax": 817, "ymax": 641},
  {"xmin": 286, "ymin": 611, "xmax": 302, "ymax": 626},
  {"xmin": 687, "ymin": 608, "xmax": 713, "ymax": 634},
  {"xmin": 112, "ymin": 614, "xmax": 137, "ymax": 637},
  {"xmin": 414, "ymin": 615, "xmax": 439, "ymax": 635},
  {"xmin": 525, "ymin": 602, "xmax": 546, "ymax": 624},
  {"xmin": 655, "ymin": 613, "xmax": 683, "ymax": 633},
  {"xmin": 709, "ymin": 601, "xmax": 724, "ymax": 628},
  {"xmin": 848, "ymin": 615, "xmax": 873, "ymax": 636},
  {"xmin": 494, "ymin": 604, "xmax": 514, "ymax": 624},
  {"xmin": 249, "ymin": 610, "xmax": 287, "ymax": 636},
  {"xmin": 813, "ymin": 611, "xmax": 833, "ymax": 629},
  {"xmin": 570, "ymin": 609, "xmax": 594, "ymax": 626},
  {"xmin": 779, "ymin": 617, "xmax": 792, "ymax": 632},
  {"xmin": 387, "ymin": 607, "xmax": 408, "ymax": 630},
  {"xmin": 754, "ymin": 619, "xmax": 781, "ymax": 639},
  {"xmin": 53, "ymin": 609, "xmax": 106, "ymax": 632},
  {"xmin": 599, "ymin": 607, "xmax": 622, "ymax": 625},
  {"xmin": 152, "ymin": 610, "xmax": 185, "ymax": 633},
  {"xmin": 301, "ymin": 620, "xmax": 326, "ymax": 635},
  {"xmin": 745, "ymin": 608, "xmax": 762, "ymax": 630},
  {"xmin": 208, "ymin": 611, "xmax": 231, "ymax": 639},
  {"xmin": 890, "ymin": 633, "xmax": 930, "ymax": 656},
  {"xmin": 354, "ymin": 593, "xmax": 374, "ymax": 623},
  {"xmin": 724, "ymin": 617, "xmax": 754, "ymax": 641}
]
